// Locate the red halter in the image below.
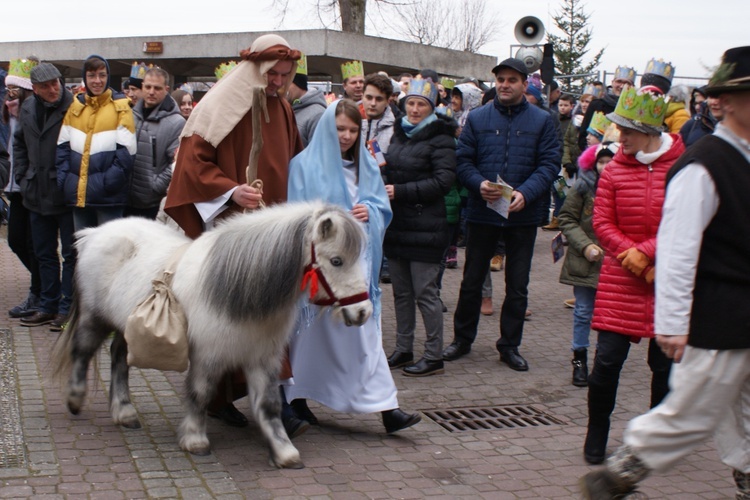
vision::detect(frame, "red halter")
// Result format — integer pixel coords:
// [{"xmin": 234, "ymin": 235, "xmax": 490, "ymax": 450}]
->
[{"xmin": 300, "ymin": 243, "xmax": 370, "ymax": 307}]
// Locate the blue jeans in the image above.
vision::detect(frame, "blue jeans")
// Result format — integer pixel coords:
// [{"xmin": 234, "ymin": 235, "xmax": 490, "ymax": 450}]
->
[
  {"xmin": 29, "ymin": 211, "xmax": 76, "ymax": 315},
  {"xmin": 453, "ymin": 223, "xmax": 537, "ymax": 350},
  {"xmin": 572, "ymin": 286, "xmax": 596, "ymax": 350},
  {"xmin": 73, "ymin": 206, "xmax": 125, "ymax": 231}
]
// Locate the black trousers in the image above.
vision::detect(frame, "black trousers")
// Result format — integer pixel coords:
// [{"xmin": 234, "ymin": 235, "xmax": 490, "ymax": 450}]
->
[{"xmin": 453, "ymin": 223, "xmax": 537, "ymax": 350}]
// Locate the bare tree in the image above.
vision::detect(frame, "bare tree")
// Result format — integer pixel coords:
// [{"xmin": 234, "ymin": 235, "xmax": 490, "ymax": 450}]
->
[
  {"xmin": 270, "ymin": 0, "xmax": 407, "ymax": 35},
  {"xmin": 268, "ymin": 0, "xmax": 496, "ymax": 52},
  {"xmin": 384, "ymin": 0, "xmax": 499, "ymax": 53}
]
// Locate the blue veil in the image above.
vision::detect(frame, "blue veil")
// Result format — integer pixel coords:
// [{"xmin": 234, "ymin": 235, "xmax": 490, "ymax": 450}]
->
[{"xmin": 288, "ymin": 100, "xmax": 392, "ymax": 318}]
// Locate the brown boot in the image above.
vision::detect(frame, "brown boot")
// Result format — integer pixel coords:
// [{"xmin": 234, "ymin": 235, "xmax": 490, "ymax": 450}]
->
[
  {"xmin": 480, "ymin": 297, "xmax": 493, "ymax": 315},
  {"xmin": 542, "ymin": 216, "xmax": 559, "ymax": 231}
]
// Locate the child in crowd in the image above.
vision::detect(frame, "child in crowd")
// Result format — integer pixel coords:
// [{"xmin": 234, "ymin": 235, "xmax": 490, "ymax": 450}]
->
[{"xmin": 558, "ymin": 140, "xmax": 619, "ymax": 387}]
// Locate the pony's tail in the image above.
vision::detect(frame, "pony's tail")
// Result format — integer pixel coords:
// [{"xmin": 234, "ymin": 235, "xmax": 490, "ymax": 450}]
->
[{"xmin": 48, "ymin": 292, "xmax": 80, "ymax": 389}]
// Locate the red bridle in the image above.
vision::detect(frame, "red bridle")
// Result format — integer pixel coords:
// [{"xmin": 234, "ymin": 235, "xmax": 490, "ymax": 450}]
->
[{"xmin": 300, "ymin": 243, "xmax": 370, "ymax": 307}]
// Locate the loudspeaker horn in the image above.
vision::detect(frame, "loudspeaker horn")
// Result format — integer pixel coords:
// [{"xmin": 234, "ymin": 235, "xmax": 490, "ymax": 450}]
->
[
  {"xmin": 515, "ymin": 46, "xmax": 543, "ymax": 73},
  {"xmin": 514, "ymin": 16, "xmax": 545, "ymax": 46}
]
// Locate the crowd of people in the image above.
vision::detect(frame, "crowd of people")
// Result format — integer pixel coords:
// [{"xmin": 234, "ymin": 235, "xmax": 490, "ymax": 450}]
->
[{"xmin": 1, "ymin": 36, "xmax": 748, "ymax": 500}]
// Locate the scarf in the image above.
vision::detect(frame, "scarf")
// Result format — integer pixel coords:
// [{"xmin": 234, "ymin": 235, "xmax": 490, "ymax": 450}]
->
[
  {"xmin": 5, "ymin": 99, "xmax": 19, "ymax": 118},
  {"xmin": 400, "ymin": 113, "xmax": 437, "ymax": 138}
]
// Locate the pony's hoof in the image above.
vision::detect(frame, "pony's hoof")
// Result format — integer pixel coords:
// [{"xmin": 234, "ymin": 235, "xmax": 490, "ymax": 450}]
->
[
  {"xmin": 189, "ymin": 447, "xmax": 212, "ymax": 457},
  {"xmin": 120, "ymin": 419, "xmax": 142, "ymax": 430},
  {"xmin": 272, "ymin": 457, "xmax": 305, "ymax": 469},
  {"xmin": 180, "ymin": 435, "xmax": 211, "ymax": 456},
  {"xmin": 67, "ymin": 402, "xmax": 81, "ymax": 415}
]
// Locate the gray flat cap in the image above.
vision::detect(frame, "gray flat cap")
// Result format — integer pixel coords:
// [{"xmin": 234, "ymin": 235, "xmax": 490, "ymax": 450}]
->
[{"xmin": 30, "ymin": 63, "xmax": 61, "ymax": 84}]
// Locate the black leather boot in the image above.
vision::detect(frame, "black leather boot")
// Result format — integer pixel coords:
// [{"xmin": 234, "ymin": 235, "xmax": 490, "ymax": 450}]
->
[
  {"xmin": 290, "ymin": 399, "xmax": 318, "ymax": 425},
  {"xmin": 381, "ymin": 408, "xmax": 421, "ymax": 434},
  {"xmin": 572, "ymin": 348, "xmax": 589, "ymax": 387},
  {"xmin": 584, "ymin": 359, "xmax": 619, "ymax": 464}
]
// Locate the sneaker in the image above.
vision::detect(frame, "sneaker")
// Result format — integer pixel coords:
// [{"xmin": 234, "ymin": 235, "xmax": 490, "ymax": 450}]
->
[
  {"xmin": 9, "ymin": 293, "xmax": 40, "ymax": 318},
  {"xmin": 445, "ymin": 246, "xmax": 458, "ymax": 269},
  {"xmin": 489, "ymin": 255, "xmax": 504, "ymax": 272},
  {"xmin": 564, "ymin": 298, "xmax": 576, "ymax": 309},
  {"xmin": 20, "ymin": 311, "xmax": 56, "ymax": 327}
]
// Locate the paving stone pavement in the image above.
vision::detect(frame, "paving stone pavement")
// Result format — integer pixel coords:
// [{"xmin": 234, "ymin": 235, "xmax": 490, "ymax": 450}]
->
[{"xmin": 0, "ymin": 228, "xmax": 738, "ymax": 499}]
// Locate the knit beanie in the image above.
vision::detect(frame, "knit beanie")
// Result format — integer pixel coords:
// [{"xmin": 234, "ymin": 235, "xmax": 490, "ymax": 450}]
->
[
  {"xmin": 640, "ymin": 73, "xmax": 671, "ymax": 94},
  {"xmin": 292, "ymin": 73, "xmax": 308, "ymax": 91},
  {"xmin": 525, "ymin": 83, "xmax": 543, "ymax": 103}
]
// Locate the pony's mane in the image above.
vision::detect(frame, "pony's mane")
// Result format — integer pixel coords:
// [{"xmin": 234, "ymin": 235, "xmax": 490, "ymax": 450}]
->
[{"xmin": 199, "ymin": 202, "xmax": 361, "ymax": 322}]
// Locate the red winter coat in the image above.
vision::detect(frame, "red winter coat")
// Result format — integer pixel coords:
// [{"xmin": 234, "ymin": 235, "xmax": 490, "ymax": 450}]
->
[{"xmin": 591, "ymin": 134, "xmax": 685, "ymax": 339}]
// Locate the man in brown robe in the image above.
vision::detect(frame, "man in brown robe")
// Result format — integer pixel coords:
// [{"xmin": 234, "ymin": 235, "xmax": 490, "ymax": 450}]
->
[{"xmin": 164, "ymin": 34, "xmax": 305, "ymax": 435}]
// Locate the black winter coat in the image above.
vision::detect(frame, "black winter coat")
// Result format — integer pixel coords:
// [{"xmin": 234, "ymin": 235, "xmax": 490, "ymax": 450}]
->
[
  {"xmin": 14, "ymin": 89, "xmax": 74, "ymax": 215},
  {"xmin": 383, "ymin": 114, "xmax": 457, "ymax": 263}
]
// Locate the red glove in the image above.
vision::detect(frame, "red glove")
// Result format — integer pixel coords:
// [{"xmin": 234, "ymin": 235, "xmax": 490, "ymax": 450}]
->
[{"xmin": 617, "ymin": 248, "xmax": 651, "ymax": 277}]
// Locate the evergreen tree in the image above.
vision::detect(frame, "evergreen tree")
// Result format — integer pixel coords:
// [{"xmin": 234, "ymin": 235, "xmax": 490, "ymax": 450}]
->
[{"xmin": 546, "ymin": 0, "xmax": 605, "ymax": 94}]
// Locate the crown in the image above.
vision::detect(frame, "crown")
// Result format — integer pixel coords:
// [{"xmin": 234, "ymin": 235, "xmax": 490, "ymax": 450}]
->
[
  {"xmin": 406, "ymin": 76, "xmax": 438, "ymax": 106},
  {"xmin": 644, "ymin": 58, "xmax": 675, "ymax": 82},
  {"xmin": 581, "ymin": 83, "xmax": 603, "ymax": 99},
  {"xmin": 8, "ymin": 58, "xmax": 38, "ymax": 79},
  {"xmin": 614, "ymin": 66, "xmax": 636, "ymax": 83},
  {"xmin": 130, "ymin": 62, "xmax": 150, "ymax": 80},
  {"xmin": 587, "ymin": 111, "xmax": 612, "ymax": 136},
  {"xmin": 614, "ymin": 86, "xmax": 670, "ymax": 127},
  {"xmin": 296, "ymin": 53, "xmax": 308, "ymax": 76},
  {"xmin": 341, "ymin": 60, "xmax": 364, "ymax": 81},
  {"xmin": 601, "ymin": 122, "xmax": 621, "ymax": 144},
  {"xmin": 440, "ymin": 78, "xmax": 455, "ymax": 90},
  {"xmin": 214, "ymin": 61, "xmax": 237, "ymax": 80}
]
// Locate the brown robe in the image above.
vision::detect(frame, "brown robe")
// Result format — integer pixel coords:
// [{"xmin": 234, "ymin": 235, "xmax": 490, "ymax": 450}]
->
[
  {"xmin": 165, "ymin": 96, "xmax": 303, "ymax": 239},
  {"xmin": 165, "ymin": 95, "xmax": 303, "ymax": 387}
]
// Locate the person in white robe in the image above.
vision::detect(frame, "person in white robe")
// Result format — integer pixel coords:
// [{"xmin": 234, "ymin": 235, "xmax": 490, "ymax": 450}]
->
[{"xmin": 286, "ymin": 99, "xmax": 421, "ymax": 433}]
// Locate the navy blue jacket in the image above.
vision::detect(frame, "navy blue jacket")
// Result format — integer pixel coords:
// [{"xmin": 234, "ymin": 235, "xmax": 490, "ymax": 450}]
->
[{"xmin": 456, "ymin": 97, "xmax": 560, "ymax": 227}]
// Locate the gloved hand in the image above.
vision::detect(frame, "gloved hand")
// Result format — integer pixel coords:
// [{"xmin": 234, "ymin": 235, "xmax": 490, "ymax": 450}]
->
[
  {"xmin": 644, "ymin": 266, "xmax": 655, "ymax": 284},
  {"xmin": 617, "ymin": 247, "xmax": 651, "ymax": 277},
  {"xmin": 563, "ymin": 163, "xmax": 578, "ymax": 178},
  {"xmin": 583, "ymin": 244, "xmax": 603, "ymax": 262}
]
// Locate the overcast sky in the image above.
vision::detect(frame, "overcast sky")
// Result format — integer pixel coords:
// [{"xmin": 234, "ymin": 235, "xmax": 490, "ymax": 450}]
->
[{"xmin": 2, "ymin": 0, "xmax": 747, "ymax": 83}]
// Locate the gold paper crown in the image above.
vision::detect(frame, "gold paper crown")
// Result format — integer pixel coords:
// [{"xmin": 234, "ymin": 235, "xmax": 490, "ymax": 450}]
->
[
  {"xmin": 296, "ymin": 53, "xmax": 308, "ymax": 76},
  {"xmin": 601, "ymin": 123, "xmax": 621, "ymax": 144},
  {"xmin": 214, "ymin": 61, "xmax": 238, "ymax": 80},
  {"xmin": 582, "ymin": 83, "xmax": 603, "ymax": 98},
  {"xmin": 614, "ymin": 66, "xmax": 636, "ymax": 83},
  {"xmin": 644, "ymin": 58, "xmax": 675, "ymax": 82},
  {"xmin": 405, "ymin": 75, "xmax": 438, "ymax": 106},
  {"xmin": 8, "ymin": 58, "xmax": 38, "ymax": 79},
  {"xmin": 587, "ymin": 112, "xmax": 612, "ymax": 136},
  {"xmin": 341, "ymin": 60, "xmax": 364, "ymax": 81},
  {"xmin": 614, "ymin": 86, "xmax": 669, "ymax": 127},
  {"xmin": 440, "ymin": 78, "xmax": 455, "ymax": 90},
  {"xmin": 130, "ymin": 62, "xmax": 150, "ymax": 80}
]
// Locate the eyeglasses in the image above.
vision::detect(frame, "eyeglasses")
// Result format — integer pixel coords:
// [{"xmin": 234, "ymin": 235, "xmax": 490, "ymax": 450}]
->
[{"xmin": 6, "ymin": 87, "xmax": 22, "ymax": 99}]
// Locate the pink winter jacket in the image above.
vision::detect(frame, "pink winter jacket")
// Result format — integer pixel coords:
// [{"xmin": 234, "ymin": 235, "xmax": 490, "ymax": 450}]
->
[{"xmin": 591, "ymin": 133, "xmax": 685, "ymax": 339}]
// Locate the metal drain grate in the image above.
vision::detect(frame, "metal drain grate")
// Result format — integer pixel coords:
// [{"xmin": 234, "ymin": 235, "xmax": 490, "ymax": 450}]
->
[
  {"xmin": 423, "ymin": 405, "xmax": 565, "ymax": 432},
  {"xmin": 0, "ymin": 328, "xmax": 28, "ymax": 468}
]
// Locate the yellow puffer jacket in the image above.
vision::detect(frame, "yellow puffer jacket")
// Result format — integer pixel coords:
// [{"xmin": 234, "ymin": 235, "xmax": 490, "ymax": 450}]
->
[
  {"xmin": 664, "ymin": 102, "xmax": 690, "ymax": 134},
  {"xmin": 56, "ymin": 89, "xmax": 136, "ymax": 207}
]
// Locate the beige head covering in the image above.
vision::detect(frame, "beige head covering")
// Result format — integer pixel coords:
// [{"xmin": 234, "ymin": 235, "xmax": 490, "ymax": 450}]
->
[{"xmin": 181, "ymin": 34, "xmax": 301, "ymax": 147}]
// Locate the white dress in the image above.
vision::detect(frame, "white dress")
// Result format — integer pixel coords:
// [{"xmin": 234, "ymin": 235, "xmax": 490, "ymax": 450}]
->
[{"xmin": 285, "ymin": 163, "xmax": 399, "ymax": 413}]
